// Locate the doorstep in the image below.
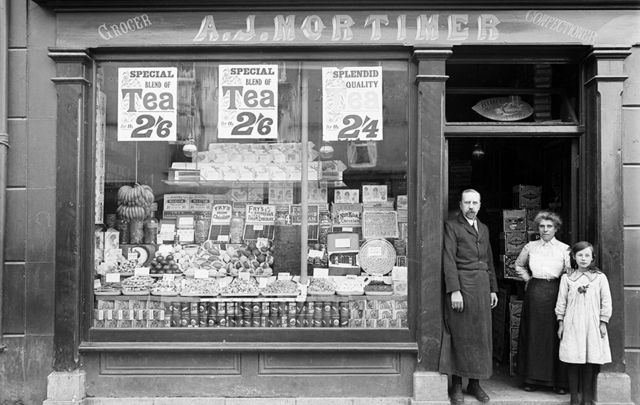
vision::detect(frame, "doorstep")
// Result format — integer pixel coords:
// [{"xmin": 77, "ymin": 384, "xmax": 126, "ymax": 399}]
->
[{"xmin": 82, "ymin": 398, "xmax": 409, "ymax": 405}]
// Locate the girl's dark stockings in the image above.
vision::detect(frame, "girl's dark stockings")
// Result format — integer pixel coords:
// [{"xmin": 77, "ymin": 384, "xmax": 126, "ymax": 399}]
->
[{"xmin": 567, "ymin": 363, "xmax": 598, "ymax": 405}]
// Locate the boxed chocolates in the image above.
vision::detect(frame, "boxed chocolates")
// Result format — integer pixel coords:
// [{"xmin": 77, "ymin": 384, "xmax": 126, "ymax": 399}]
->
[{"xmin": 513, "ymin": 185, "xmax": 541, "ymax": 209}]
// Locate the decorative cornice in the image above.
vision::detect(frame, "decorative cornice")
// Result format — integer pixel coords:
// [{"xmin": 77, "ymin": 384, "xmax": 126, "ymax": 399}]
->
[
  {"xmin": 588, "ymin": 47, "xmax": 633, "ymax": 61},
  {"xmin": 48, "ymin": 49, "xmax": 94, "ymax": 64},
  {"xmin": 31, "ymin": 0, "xmax": 640, "ymax": 12}
]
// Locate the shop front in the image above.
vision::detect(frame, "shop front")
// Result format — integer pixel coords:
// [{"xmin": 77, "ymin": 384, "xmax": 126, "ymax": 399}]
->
[{"xmin": 32, "ymin": 2, "xmax": 638, "ymax": 404}]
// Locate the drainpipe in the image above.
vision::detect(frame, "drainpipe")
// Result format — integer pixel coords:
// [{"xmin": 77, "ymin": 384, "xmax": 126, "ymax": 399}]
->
[{"xmin": 0, "ymin": 0, "xmax": 9, "ymax": 352}]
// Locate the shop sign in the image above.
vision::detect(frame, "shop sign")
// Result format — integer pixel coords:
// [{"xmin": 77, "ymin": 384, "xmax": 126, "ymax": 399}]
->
[
  {"xmin": 322, "ymin": 66, "xmax": 383, "ymax": 141},
  {"xmin": 60, "ymin": 10, "xmax": 640, "ymax": 48},
  {"xmin": 472, "ymin": 96, "xmax": 534, "ymax": 121},
  {"xmin": 217, "ymin": 64, "xmax": 279, "ymax": 139},
  {"xmin": 117, "ymin": 67, "xmax": 177, "ymax": 142}
]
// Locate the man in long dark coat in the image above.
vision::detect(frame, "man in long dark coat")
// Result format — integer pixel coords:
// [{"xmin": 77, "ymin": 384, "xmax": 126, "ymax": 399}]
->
[{"xmin": 439, "ymin": 189, "xmax": 498, "ymax": 404}]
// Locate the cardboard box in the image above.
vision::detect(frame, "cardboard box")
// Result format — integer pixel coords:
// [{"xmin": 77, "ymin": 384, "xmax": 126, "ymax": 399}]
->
[
  {"xmin": 327, "ymin": 232, "xmax": 360, "ymax": 275},
  {"xmin": 513, "ymin": 185, "xmax": 541, "ymax": 209},
  {"xmin": 526, "ymin": 209, "xmax": 541, "ymax": 230},
  {"xmin": 500, "ymin": 231, "xmax": 528, "ymax": 254},
  {"xmin": 503, "ymin": 209, "xmax": 527, "ymax": 231},
  {"xmin": 500, "ymin": 254, "xmax": 521, "ymax": 280}
]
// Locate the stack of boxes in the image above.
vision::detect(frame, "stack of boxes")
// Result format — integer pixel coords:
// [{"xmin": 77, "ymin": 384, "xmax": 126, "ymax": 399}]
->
[
  {"xmin": 502, "ymin": 184, "xmax": 541, "ymax": 375},
  {"xmin": 500, "ymin": 185, "xmax": 542, "ymax": 280},
  {"xmin": 348, "ymin": 296, "xmax": 408, "ymax": 328},
  {"xmin": 509, "ymin": 296, "xmax": 523, "ymax": 376}
]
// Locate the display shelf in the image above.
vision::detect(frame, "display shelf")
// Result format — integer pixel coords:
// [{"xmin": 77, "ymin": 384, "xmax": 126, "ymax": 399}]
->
[{"xmin": 162, "ymin": 179, "xmax": 347, "ymax": 188}]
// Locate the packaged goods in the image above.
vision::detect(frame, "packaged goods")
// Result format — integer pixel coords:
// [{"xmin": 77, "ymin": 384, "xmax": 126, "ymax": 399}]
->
[
  {"xmin": 503, "ymin": 209, "xmax": 527, "ymax": 232},
  {"xmin": 512, "ymin": 185, "xmax": 541, "ymax": 209}
]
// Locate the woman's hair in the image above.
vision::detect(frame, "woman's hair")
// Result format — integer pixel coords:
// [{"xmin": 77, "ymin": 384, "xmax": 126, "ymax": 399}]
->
[
  {"xmin": 570, "ymin": 241, "xmax": 599, "ymax": 272},
  {"xmin": 534, "ymin": 211, "xmax": 562, "ymax": 231}
]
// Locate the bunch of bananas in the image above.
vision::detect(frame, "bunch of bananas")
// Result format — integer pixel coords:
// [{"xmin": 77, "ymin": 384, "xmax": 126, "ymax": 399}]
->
[{"xmin": 116, "ymin": 183, "xmax": 154, "ymax": 221}]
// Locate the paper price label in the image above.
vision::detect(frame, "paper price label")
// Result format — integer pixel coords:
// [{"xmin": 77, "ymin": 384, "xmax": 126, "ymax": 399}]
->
[
  {"xmin": 134, "ymin": 267, "xmax": 150, "ymax": 276},
  {"xmin": 238, "ymin": 271, "xmax": 251, "ymax": 281},
  {"xmin": 218, "ymin": 65, "xmax": 279, "ymax": 139},
  {"xmin": 194, "ymin": 269, "xmax": 209, "ymax": 279},
  {"xmin": 257, "ymin": 278, "xmax": 271, "ymax": 288},
  {"xmin": 94, "ymin": 279, "xmax": 102, "ymax": 289},
  {"xmin": 313, "ymin": 268, "xmax": 329, "ymax": 278},
  {"xmin": 277, "ymin": 272, "xmax": 291, "ymax": 280},
  {"xmin": 105, "ymin": 273, "xmax": 121, "ymax": 283},
  {"xmin": 163, "ymin": 274, "xmax": 176, "ymax": 282}
]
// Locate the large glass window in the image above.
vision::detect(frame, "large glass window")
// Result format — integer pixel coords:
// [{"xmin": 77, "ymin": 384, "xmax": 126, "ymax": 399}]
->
[{"xmin": 92, "ymin": 58, "xmax": 409, "ymax": 330}]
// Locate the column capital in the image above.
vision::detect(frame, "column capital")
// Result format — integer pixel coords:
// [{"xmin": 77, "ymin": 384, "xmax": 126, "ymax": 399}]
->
[
  {"xmin": 48, "ymin": 48, "xmax": 94, "ymax": 85},
  {"xmin": 412, "ymin": 47, "xmax": 453, "ymax": 62},
  {"xmin": 585, "ymin": 46, "xmax": 631, "ymax": 85},
  {"xmin": 588, "ymin": 46, "xmax": 632, "ymax": 61}
]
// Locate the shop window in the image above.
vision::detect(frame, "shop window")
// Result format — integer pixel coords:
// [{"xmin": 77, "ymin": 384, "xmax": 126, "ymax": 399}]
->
[
  {"xmin": 446, "ymin": 63, "xmax": 579, "ymax": 123},
  {"xmin": 92, "ymin": 59, "xmax": 409, "ymax": 331}
]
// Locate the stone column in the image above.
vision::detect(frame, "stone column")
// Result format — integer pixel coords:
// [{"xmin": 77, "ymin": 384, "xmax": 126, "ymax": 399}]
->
[
  {"xmin": 584, "ymin": 46, "xmax": 634, "ymax": 405},
  {"xmin": 410, "ymin": 47, "xmax": 451, "ymax": 405},
  {"xmin": 43, "ymin": 49, "xmax": 94, "ymax": 405}
]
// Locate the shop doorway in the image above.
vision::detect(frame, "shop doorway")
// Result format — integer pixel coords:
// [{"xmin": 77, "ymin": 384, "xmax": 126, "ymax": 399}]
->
[{"xmin": 446, "ymin": 136, "xmax": 578, "ymax": 383}]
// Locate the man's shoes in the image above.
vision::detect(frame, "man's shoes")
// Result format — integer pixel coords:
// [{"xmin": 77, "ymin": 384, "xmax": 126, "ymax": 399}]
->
[
  {"xmin": 523, "ymin": 384, "xmax": 537, "ymax": 392},
  {"xmin": 450, "ymin": 383, "xmax": 464, "ymax": 405},
  {"xmin": 553, "ymin": 386, "xmax": 567, "ymax": 395},
  {"xmin": 467, "ymin": 383, "xmax": 490, "ymax": 403}
]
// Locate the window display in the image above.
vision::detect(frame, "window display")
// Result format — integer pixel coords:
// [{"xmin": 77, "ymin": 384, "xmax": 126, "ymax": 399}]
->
[{"xmin": 92, "ymin": 59, "xmax": 409, "ymax": 330}]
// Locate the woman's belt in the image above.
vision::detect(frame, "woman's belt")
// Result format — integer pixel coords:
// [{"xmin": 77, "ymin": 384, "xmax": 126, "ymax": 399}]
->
[{"xmin": 532, "ymin": 276, "xmax": 559, "ymax": 281}]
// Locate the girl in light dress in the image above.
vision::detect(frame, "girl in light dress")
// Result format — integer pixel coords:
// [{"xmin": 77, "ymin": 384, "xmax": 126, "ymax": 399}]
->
[{"xmin": 555, "ymin": 241, "xmax": 612, "ymax": 405}]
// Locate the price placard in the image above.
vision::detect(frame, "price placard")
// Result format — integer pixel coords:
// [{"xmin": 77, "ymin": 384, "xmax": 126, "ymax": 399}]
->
[
  {"xmin": 117, "ymin": 67, "xmax": 177, "ymax": 142},
  {"xmin": 194, "ymin": 269, "xmax": 209, "ymax": 279},
  {"xmin": 322, "ymin": 66, "xmax": 383, "ymax": 142},
  {"xmin": 134, "ymin": 267, "xmax": 150, "ymax": 276},
  {"xmin": 105, "ymin": 273, "xmax": 121, "ymax": 283},
  {"xmin": 218, "ymin": 64, "xmax": 278, "ymax": 139}
]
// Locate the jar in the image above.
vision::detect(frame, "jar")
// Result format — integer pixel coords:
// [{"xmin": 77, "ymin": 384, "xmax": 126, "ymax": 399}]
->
[
  {"xmin": 194, "ymin": 214, "xmax": 207, "ymax": 244},
  {"xmin": 143, "ymin": 205, "xmax": 159, "ymax": 244},
  {"xmin": 116, "ymin": 218, "xmax": 130, "ymax": 244},
  {"xmin": 129, "ymin": 219, "xmax": 144, "ymax": 244},
  {"xmin": 229, "ymin": 212, "xmax": 244, "ymax": 244}
]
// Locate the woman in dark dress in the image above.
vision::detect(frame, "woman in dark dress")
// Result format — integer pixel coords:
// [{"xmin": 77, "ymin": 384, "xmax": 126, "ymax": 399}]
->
[{"xmin": 515, "ymin": 211, "xmax": 570, "ymax": 393}]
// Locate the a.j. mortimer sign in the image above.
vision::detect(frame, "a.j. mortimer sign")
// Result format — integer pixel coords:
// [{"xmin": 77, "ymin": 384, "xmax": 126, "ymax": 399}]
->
[{"xmin": 57, "ymin": 10, "xmax": 639, "ymax": 47}]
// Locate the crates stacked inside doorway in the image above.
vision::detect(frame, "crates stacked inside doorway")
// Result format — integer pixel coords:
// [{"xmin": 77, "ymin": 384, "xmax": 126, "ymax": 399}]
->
[{"xmin": 501, "ymin": 184, "xmax": 541, "ymax": 375}]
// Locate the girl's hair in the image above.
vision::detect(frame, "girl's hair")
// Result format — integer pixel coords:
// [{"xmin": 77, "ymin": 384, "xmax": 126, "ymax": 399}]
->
[
  {"xmin": 534, "ymin": 211, "xmax": 562, "ymax": 231},
  {"xmin": 570, "ymin": 241, "xmax": 599, "ymax": 272}
]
